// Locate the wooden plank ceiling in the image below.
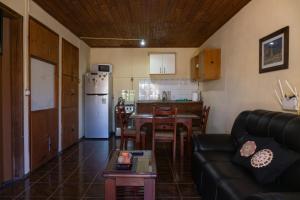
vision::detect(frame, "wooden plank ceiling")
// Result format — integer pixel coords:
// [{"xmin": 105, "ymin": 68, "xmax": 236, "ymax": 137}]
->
[{"xmin": 33, "ymin": 0, "xmax": 251, "ymax": 48}]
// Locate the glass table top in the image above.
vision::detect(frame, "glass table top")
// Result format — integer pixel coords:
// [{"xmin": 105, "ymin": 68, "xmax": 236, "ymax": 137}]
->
[{"xmin": 103, "ymin": 150, "xmax": 157, "ymax": 176}]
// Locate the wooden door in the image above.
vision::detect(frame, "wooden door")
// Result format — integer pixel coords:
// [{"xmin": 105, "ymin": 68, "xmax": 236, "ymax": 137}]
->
[
  {"xmin": 62, "ymin": 39, "xmax": 79, "ymax": 150},
  {"xmin": 29, "ymin": 18, "xmax": 59, "ymax": 170},
  {"xmin": 30, "ymin": 58, "xmax": 58, "ymax": 170},
  {"xmin": 0, "ymin": 17, "xmax": 12, "ymax": 182},
  {"xmin": 0, "ymin": 11, "xmax": 24, "ymax": 182},
  {"xmin": 62, "ymin": 40, "xmax": 73, "ymax": 76},
  {"xmin": 29, "ymin": 18, "xmax": 59, "ymax": 64}
]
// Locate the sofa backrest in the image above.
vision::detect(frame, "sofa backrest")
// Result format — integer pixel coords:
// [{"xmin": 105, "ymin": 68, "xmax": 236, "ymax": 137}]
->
[
  {"xmin": 231, "ymin": 110, "xmax": 300, "ymax": 190},
  {"xmin": 231, "ymin": 110, "xmax": 300, "ymax": 153}
]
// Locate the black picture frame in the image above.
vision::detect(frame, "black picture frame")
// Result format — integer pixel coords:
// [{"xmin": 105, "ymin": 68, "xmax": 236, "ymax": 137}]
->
[{"xmin": 259, "ymin": 26, "xmax": 289, "ymax": 73}]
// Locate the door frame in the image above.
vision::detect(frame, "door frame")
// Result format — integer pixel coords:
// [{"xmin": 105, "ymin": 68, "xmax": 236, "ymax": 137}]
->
[{"xmin": 0, "ymin": 2, "xmax": 24, "ymax": 182}]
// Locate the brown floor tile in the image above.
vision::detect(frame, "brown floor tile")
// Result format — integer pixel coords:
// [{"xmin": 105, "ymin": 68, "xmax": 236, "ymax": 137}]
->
[
  {"xmin": 0, "ymin": 138, "xmax": 201, "ymax": 199},
  {"xmin": 83, "ymin": 183, "xmax": 105, "ymax": 198},
  {"xmin": 65, "ymin": 172, "xmax": 97, "ymax": 184},
  {"xmin": 157, "ymin": 173, "xmax": 175, "ymax": 183},
  {"xmin": 51, "ymin": 183, "xmax": 89, "ymax": 198},
  {"xmin": 174, "ymin": 172, "xmax": 194, "ymax": 183},
  {"xmin": 156, "ymin": 183, "xmax": 180, "ymax": 197},
  {"xmin": 92, "ymin": 173, "xmax": 105, "ymax": 184},
  {"xmin": 49, "ymin": 197, "xmax": 82, "ymax": 200},
  {"xmin": 0, "ymin": 181, "xmax": 30, "ymax": 198},
  {"xmin": 37, "ymin": 172, "xmax": 70, "ymax": 184},
  {"xmin": 18, "ymin": 182, "xmax": 59, "ymax": 198},
  {"xmin": 178, "ymin": 183, "xmax": 201, "ymax": 197}
]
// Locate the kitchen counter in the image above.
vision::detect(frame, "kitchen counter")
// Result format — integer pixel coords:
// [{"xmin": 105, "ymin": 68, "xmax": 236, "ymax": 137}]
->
[
  {"xmin": 137, "ymin": 100, "xmax": 202, "ymax": 104},
  {"xmin": 136, "ymin": 100, "xmax": 203, "ymax": 115}
]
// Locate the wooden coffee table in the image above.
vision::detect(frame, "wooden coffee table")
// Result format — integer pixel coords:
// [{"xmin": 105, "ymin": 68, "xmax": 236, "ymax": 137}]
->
[{"xmin": 103, "ymin": 150, "xmax": 157, "ymax": 200}]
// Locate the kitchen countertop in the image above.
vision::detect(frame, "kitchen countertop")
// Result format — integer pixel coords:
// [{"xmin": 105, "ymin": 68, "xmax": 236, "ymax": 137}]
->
[{"xmin": 136, "ymin": 100, "xmax": 202, "ymax": 104}]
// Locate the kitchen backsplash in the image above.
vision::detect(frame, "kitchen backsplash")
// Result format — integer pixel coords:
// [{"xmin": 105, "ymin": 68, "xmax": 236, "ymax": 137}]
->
[{"xmin": 139, "ymin": 79, "xmax": 198, "ymax": 100}]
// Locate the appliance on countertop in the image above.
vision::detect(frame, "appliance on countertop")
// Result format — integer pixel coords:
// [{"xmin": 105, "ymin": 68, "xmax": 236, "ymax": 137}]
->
[
  {"xmin": 84, "ymin": 71, "xmax": 113, "ymax": 139},
  {"xmin": 192, "ymin": 92, "xmax": 199, "ymax": 102}
]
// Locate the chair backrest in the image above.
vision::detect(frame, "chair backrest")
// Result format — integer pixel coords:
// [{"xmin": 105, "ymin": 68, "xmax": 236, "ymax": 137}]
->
[
  {"xmin": 152, "ymin": 106, "xmax": 177, "ymax": 133},
  {"xmin": 116, "ymin": 105, "xmax": 128, "ymax": 129},
  {"xmin": 201, "ymin": 106, "xmax": 210, "ymax": 134}
]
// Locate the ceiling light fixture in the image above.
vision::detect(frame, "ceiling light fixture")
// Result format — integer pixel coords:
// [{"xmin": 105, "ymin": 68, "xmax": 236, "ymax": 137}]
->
[{"xmin": 140, "ymin": 39, "xmax": 146, "ymax": 46}]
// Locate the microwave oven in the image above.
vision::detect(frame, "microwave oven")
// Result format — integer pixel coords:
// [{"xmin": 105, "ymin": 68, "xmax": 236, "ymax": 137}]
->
[{"xmin": 91, "ymin": 64, "xmax": 112, "ymax": 73}]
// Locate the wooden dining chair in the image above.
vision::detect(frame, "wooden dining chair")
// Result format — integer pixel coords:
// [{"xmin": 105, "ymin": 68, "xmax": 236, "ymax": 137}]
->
[
  {"xmin": 179, "ymin": 105, "xmax": 210, "ymax": 157},
  {"xmin": 117, "ymin": 105, "xmax": 146, "ymax": 150},
  {"xmin": 152, "ymin": 106, "xmax": 177, "ymax": 161}
]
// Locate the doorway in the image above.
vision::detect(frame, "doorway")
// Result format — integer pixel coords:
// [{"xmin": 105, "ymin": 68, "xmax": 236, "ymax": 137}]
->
[{"xmin": 0, "ymin": 3, "xmax": 24, "ymax": 185}]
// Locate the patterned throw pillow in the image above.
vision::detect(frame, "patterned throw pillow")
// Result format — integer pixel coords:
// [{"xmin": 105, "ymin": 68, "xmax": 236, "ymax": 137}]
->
[{"xmin": 232, "ymin": 135, "xmax": 300, "ymax": 184}]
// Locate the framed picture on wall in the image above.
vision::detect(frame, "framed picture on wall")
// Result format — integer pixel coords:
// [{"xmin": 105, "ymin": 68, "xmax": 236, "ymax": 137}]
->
[{"xmin": 259, "ymin": 26, "xmax": 289, "ymax": 73}]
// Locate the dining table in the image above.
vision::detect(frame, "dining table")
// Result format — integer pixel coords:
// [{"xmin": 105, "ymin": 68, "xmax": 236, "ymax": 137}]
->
[{"xmin": 130, "ymin": 113, "xmax": 201, "ymax": 149}]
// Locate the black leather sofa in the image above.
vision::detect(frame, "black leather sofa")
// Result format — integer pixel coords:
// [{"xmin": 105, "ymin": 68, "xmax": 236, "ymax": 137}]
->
[{"xmin": 192, "ymin": 110, "xmax": 300, "ymax": 200}]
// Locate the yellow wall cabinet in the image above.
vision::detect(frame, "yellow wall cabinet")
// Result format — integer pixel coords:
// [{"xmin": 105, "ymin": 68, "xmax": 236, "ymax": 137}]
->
[{"xmin": 191, "ymin": 48, "xmax": 221, "ymax": 81}]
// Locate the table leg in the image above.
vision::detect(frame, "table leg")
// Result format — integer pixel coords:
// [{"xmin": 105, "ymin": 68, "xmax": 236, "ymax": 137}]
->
[
  {"xmin": 135, "ymin": 119, "xmax": 141, "ymax": 149},
  {"xmin": 144, "ymin": 178, "xmax": 155, "ymax": 200},
  {"xmin": 105, "ymin": 178, "xmax": 116, "ymax": 200},
  {"xmin": 187, "ymin": 119, "xmax": 192, "ymax": 144}
]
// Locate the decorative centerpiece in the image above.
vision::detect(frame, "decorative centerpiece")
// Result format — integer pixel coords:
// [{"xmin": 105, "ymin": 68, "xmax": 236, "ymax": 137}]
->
[{"xmin": 116, "ymin": 151, "xmax": 133, "ymax": 170}]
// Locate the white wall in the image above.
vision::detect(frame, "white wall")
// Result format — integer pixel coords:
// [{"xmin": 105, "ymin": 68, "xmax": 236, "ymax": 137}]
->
[
  {"xmin": 199, "ymin": 0, "xmax": 300, "ymax": 134},
  {"xmin": 90, "ymin": 48, "xmax": 198, "ymax": 103},
  {"xmin": 0, "ymin": 0, "xmax": 90, "ymax": 173}
]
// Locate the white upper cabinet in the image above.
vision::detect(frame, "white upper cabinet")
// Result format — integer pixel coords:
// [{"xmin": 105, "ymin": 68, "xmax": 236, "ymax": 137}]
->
[
  {"xmin": 149, "ymin": 53, "xmax": 176, "ymax": 74},
  {"xmin": 163, "ymin": 54, "xmax": 175, "ymax": 74},
  {"xmin": 149, "ymin": 54, "xmax": 163, "ymax": 74}
]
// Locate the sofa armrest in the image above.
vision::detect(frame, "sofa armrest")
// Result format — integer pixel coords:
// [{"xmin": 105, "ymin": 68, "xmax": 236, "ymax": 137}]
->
[
  {"xmin": 246, "ymin": 193, "xmax": 300, "ymax": 200},
  {"xmin": 192, "ymin": 134, "xmax": 236, "ymax": 152}
]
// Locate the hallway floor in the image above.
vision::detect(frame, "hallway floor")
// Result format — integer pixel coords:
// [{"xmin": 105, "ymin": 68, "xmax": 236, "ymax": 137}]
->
[{"xmin": 0, "ymin": 138, "xmax": 201, "ymax": 199}]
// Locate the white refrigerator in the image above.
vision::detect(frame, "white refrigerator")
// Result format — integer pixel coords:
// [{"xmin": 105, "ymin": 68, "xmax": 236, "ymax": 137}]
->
[{"xmin": 84, "ymin": 72, "xmax": 112, "ymax": 138}]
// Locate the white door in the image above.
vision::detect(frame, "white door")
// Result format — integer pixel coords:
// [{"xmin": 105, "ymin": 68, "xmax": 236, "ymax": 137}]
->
[
  {"xmin": 149, "ymin": 54, "xmax": 163, "ymax": 74},
  {"xmin": 163, "ymin": 54, "xmax": 176, "ymax": 74}
]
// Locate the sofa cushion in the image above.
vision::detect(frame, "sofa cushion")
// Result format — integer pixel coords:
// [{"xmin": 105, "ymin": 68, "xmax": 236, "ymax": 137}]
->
[
  {"xmin": 203, "ymin": 161, "xmax": 250, "ymax": 181},
  {"xmin": 233, "ymin": 136, "xmax": 300, "ymax": 184},
  {"xmin": 217, "ymin": 179, "xmax": 263, "ymax": 200},
  {"xmin": 195, "ymin": 151, "xmax": 232, "ymax": 164},
  {"xmin": 192, "ymin": 134, "xmax": 235, "ymax": 152},
  {"xmin": 280, "ymin": 160, "xmax": 300, "ymax": 191}
]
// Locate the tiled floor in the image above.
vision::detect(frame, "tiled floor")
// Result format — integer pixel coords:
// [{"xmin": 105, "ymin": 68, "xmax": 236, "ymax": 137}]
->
[{"xmin": 0, "ymin": 138, "xmax": 201, "ymax": 199}]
